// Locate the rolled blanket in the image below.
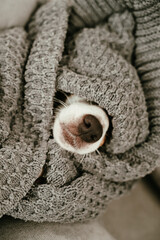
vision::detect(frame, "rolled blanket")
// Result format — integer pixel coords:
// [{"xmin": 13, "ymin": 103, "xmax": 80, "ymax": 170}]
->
[{"xmin": 0, "ymin": 0, "xmax": 160, "ymax": 223}]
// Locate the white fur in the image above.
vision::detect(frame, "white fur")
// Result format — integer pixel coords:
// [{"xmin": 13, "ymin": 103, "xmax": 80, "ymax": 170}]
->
[
  {"xmin": 53, "ymin": 95, "xmax": 109, "ymax": 155},
  {"xmin": 0, "ymin": 0, "xmax": 38, "ymax": 30}
]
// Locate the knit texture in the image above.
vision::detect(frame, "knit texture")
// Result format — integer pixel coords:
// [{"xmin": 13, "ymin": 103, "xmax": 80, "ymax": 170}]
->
[{"xmin": 0, "ymin": 0, "xmax": 160, "ymax": 223}]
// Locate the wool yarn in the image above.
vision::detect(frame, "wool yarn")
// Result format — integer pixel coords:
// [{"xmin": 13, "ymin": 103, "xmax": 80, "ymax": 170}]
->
[{"xmin": 0, "ymin": 0, "xmax": 160, "ymax": 223}]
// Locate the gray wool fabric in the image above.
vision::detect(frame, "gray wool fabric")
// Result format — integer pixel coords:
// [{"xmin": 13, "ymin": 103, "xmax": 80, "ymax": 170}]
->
[{"xmin": 0, "ymin": 0, "xmax": 160, "ymax": 223}]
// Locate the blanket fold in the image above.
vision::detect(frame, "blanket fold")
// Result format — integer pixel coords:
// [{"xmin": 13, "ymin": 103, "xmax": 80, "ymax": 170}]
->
[{"xmin": 0, "ymin": 0, "xmax": 160, "ymax": 223}]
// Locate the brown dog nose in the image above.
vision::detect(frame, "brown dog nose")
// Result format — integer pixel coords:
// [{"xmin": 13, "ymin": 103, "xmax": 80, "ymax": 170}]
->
[{"xmin": 78, "ymin": 114, "xmax": 103, "ymax": 143}]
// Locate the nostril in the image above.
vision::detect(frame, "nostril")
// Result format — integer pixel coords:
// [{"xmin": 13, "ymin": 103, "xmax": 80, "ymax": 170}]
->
[{"xmin": 78, "ymin": 114, "xmax": 103, "ymax": 143}]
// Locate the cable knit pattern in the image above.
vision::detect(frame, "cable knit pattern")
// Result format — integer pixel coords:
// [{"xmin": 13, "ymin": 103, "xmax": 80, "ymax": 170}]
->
[
  {"xmin": 0, "ymin": 0, "xmax": 69, "ymax": 218},
  {"xmin": 64, "ymin": 11, "xmax": 149, "ymax": 154},
  {"xmin": 0, "ymin": 0, "xmax": 160, "ymax": 223},
  {"xmin": 0, "ymin": 28, "xmax": 28, "ymax": 143}
]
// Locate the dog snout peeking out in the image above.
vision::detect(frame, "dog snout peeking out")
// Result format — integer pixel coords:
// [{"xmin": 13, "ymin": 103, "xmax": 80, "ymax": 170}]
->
[
  {"xmin": 78, "ymin": 114, "xmax": 103, "ymax": 143},
  {"xmin": 53, "ymin": 91, "xmax": 109, "ymax": 155}
]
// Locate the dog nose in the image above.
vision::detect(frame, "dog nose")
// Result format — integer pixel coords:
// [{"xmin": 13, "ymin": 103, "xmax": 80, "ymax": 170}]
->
[{"xmin": 78, "ymin": 114, "xmax": 103, "ymax": 143}]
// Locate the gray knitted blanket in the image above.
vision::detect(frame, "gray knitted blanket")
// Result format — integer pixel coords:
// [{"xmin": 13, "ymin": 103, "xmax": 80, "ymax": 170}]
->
[{"xmin": 0, "ymin": 0, "xmax": 160, "ymax": 223}]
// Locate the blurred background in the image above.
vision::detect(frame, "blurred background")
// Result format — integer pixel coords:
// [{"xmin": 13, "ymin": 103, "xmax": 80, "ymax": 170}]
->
[{"xmin": 100, "ymin": 167, "xmax": 160, "ymax": 240}]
